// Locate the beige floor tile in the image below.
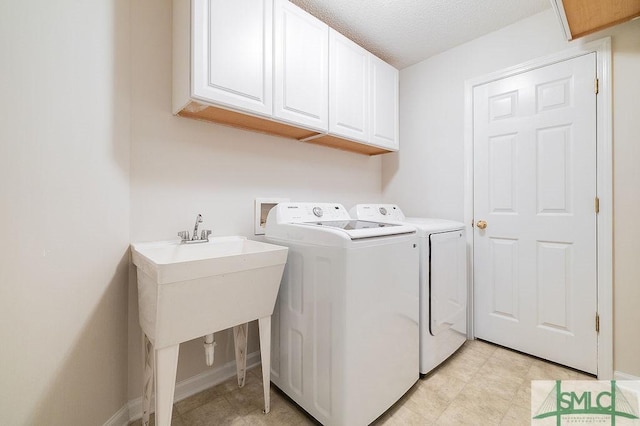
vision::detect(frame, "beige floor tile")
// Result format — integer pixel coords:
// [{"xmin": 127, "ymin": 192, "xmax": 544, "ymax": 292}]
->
[
  {"xmin": 373, "ymin": 402, "xmax": 432, "ymax": 426},
  {"xmin": 241, "ymin": 404, "xmax": 317, "ymax": 426},
  {"xmin": 435, "ymin": 346, "xmax": 488, "ymax": 383},
  {"xmin": 434, "ymin": 406, "xmax": 495, "ymax": 426},
  {"xmin": 131, "ymin": 340, "xmax": 601, "ymax": 426},
  {"xmin": 463, "ymin": 367, "xmax": 525, "ymax": 403},
  {"xmin": 170, "ymin": 415, "xmax": 187, "ymax": 426},
  {"xmin": 435, "ymin": 381, "xmax": 511, "ymax": 425},
  {"xmin": 511, "ymin": 381, "xmax": 532, "ymax": 409},
  {"xmin": 175, "ymin": 386, "xmax": 226, "ymax": 416},
  {"xmin": 456, "ymin": 343, "xmax": 493, "ymax": 364},
  {"xmin": 525, "ymin": 359, "xmax": 578, "ymax": 381},
  {"xmin": 248, "ymin": 365, "xmax": 264, "ymax": 379},
  {"xmin": 500, "ymin": 404, "xmax": 532, "ymax": 426},
  {"xmin": 463, "ymin": 339, "xmax": 498, "ymax": 357},
  {"xmin": 216, "ymin": 375, "xmax": 252, "ymax": 394},
  {"xmin": 223, "ymin": 381, "xmax": 268, "ymax": 416},
  {"xmin": 401, "ymin": 382, "xmax": 454, "ymax": 423},
  {"xmin": 480, "ymin": 354, "xmax": 533, "ymax": 382},
  {"xmin": 181, "ymin": 396, "xmax": 246, "ymax": 426},
  {"xmin": 419, "ymin": 370, "xmax": 467, "ymax": 401},
  {"xmin": 435, "ymin": 403, "xmax": 498, "ymax": 426}
]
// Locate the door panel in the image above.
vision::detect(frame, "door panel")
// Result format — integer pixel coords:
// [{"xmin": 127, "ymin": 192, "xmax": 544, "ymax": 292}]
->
[
  {"xmin": 192, "ymin": 0, "xmax": 273, "ymax": 115},
  {"xmin": 370, "ymin": 56, "xmax": 399, "ymax": 149},
  {"xmin": 537, "ymin": 241, "xmax": 572, "ymax": 332},
  {"xmin": 537, "ymin": 126, "xmax": 572, "ymax": 214},
  {"xmin": 488, "ymin": 134, "xmax": 517, "ymax": 213},
  {"xmin": 329, "ymin": 29, "xmax": 369, "ymax": 142},
  {"xmin": 273, "ymin": 0, "xmax": 328, "ymax": 130},
  {"xmin": 473, "ymin": 53, "xmax": 597, "ymax": 374},
  {"xmin": 490, "ymin": 237, "xmax": 519, "ymax": 320}
]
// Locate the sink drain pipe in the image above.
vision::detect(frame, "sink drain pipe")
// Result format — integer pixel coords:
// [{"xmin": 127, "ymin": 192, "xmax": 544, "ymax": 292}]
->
[{"xmin": 204, "ymin": 334, "xmax": 216, "ymax": 366}]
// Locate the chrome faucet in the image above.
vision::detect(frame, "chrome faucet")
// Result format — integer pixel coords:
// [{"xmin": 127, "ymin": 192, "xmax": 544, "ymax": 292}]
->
[
  {"xmin": 178, "ymin": 214, "xmax": 212, "ymax": 244},
  {"xmin": 193, "ymin": 214, "xmax": 203, "ymax": 238}
]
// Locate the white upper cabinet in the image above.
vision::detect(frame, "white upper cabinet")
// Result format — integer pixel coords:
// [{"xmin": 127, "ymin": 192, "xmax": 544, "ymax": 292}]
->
[
  {"xmin": 329, "ymin": 29, "xmax": 370, "ymax": 143},
  {"xmin": 370, "ymin": 55, "xmax": 399, "ymax": 150},
  {"xmin": 173, "ymin": 0, "xmax": 399, "ymax": 155},
  {"xmin": 328, "ymin": 29, "xmax": 399, "ymax": 151},
  {"xmin": 273, "ymin": 0, "xmax": 328, "ymax": 131},
  {"xmin": 191, "ymin": 0, "xmax": 273, "ymax": 116}
]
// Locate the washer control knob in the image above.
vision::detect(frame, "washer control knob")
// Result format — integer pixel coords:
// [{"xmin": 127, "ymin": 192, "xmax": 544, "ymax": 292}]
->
[
  {"xmin": 313, "ymin": 207, "xmax": 323, "ymax": 217},
  {"xmin": 379, "ymin": 207, "xmax": 388, "ymax": 215}
]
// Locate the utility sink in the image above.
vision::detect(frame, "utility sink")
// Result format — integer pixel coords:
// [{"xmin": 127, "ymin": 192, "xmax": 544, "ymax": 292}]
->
[
  {"xmin": 131, "ymin": 236, "xmax": 288, "ymax": 426},
  {"xmin": 132, "ymin": 236, "xmax": 288, "ymax": 348}
]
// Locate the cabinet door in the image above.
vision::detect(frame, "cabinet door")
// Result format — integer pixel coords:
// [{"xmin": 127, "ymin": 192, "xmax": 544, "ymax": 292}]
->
[
  {"xmin": 370, "ymin": 55, "xmax": 399, "ymax": 150},
  {"xmin": 274, "ymin": 0, "xmax": 328, "ymax": 131},
  {"xmin": 192, "ymin": 0, "xmax": 273, "ymax": 116},
  {"xmin": 329, "ymin": 29, "xmax": 369, "ymax": 143}
]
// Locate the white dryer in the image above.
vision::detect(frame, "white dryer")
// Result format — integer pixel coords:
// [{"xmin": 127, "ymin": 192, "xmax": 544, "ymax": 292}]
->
[
  {"xmin": 265, "ymin": 202, "xmax": 419, "ymax": 426},
  {"xmin": 350, "ymin": 204, "xmax": 467, "ymax": 375}
]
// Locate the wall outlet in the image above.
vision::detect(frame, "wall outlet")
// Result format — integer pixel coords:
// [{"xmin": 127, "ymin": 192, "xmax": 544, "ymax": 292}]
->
[{"xmin": 254, "ymin": 198, "xmax": 289, "ymax": 235}]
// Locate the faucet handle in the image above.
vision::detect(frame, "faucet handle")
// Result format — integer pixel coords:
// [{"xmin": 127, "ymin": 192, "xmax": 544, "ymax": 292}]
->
[
  {"xmin": 178, "ymin": 231, "xmax": 189, "ymax": 241},
  {"xmin": 201, "ymin": 230, "xmax": 212, "ymax": 241}
]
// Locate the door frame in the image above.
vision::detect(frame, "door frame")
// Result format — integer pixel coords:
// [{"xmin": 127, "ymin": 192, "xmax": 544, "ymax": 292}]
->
[{"xmin": 463, "ymin": 37, "xmax": 612, "ymax": 378}]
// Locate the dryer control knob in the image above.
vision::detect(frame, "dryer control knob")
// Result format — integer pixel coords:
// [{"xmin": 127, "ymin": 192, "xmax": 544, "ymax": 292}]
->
[
  {"xmin": 313, "ymin": 207, "xmax": 323, "ymax": 217},
  {"xmin": 379, "ymin": 207, "xmax": 388, "ymax": 215}
]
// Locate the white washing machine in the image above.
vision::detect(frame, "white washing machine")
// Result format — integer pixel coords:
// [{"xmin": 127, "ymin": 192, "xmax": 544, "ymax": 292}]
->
[
  {"xmin": 265, "ymin": 202, "xmax": 419, "ymax": 426},
  {"xmin": 350, "ymin": 204, "xmax": 467, "ymax": 375}
]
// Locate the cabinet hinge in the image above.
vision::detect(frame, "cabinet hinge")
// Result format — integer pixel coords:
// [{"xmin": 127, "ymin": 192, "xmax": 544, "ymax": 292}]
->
[
  {"xmin": 595, "ymin": 78, "xmax": 599, "ymax": 94},
  {"xmin": 595, "ymin": 313, "xmax": 600, "ymax": 333},
  {"xmin": 595, "ymin": 197, "xmax": 600, "ymax": 214}
]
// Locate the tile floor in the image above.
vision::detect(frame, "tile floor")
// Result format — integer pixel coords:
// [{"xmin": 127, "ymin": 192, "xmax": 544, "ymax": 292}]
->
[{"xmin": 130, "ymin": 339, "xmax": 594, "ymax": 426}]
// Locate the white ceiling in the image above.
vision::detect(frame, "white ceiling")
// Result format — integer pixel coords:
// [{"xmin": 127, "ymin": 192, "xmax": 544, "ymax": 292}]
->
[{"xmin": 290, "ymin": 0, "xmax": 552, "ymax": 69}]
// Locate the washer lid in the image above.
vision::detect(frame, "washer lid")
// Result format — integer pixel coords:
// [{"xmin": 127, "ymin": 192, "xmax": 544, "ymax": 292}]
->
[{"xmin": 300, "ymin": 220, "xmax": 416, "ymax": 239}]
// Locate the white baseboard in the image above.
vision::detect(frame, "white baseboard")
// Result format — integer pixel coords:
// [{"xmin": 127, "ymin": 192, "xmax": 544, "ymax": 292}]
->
[
  {"xmin": 104, "ymin": 404, "xmax": 131, "ymax": 426},
  {"xmin": 105, "ymin": 350, "xmax": 262, "ymax": 426},
  {"xmin": 614, "ymin": 371, "xmax": 640, "ymax": 381}
]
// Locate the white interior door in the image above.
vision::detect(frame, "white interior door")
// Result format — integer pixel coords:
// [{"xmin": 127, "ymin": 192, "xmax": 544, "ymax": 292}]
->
[{"xmin": 473, "ymin": 53, "xmax": 598, "ymax": 374}]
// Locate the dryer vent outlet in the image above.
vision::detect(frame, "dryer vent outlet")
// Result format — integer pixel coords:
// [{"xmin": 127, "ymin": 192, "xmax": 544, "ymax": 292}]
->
[{"xmin": 254, "ymin": 198, "xmax": 289, "ymax": 235}]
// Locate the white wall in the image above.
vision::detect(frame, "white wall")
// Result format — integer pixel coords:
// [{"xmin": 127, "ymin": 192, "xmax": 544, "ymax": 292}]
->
[
  {"xmin": 128, "ymin": 0, "xmax": 383, "ymax": 401},
  {"xmin": 384, "ymin": 10, "xmax": 640, "ymax": 377},
  {"xmin": 7, "ymin": 2, "xmax": 636, "ymax": 422},
  {"xmin": 0, "ymin": 1, "xmax": 131, "ymax": 425}
]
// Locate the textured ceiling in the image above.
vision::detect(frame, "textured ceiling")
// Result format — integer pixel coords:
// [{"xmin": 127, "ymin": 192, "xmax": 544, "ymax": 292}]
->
[{"xmin": 290, "ymin": 0, "xmax": 551, "ymax": 69}]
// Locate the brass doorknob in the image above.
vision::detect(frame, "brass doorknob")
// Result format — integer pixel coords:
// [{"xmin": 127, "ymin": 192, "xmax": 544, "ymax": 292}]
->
[{"xmin": 476, "ymin": 220, "xmax": 488, "ymax": 230}]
